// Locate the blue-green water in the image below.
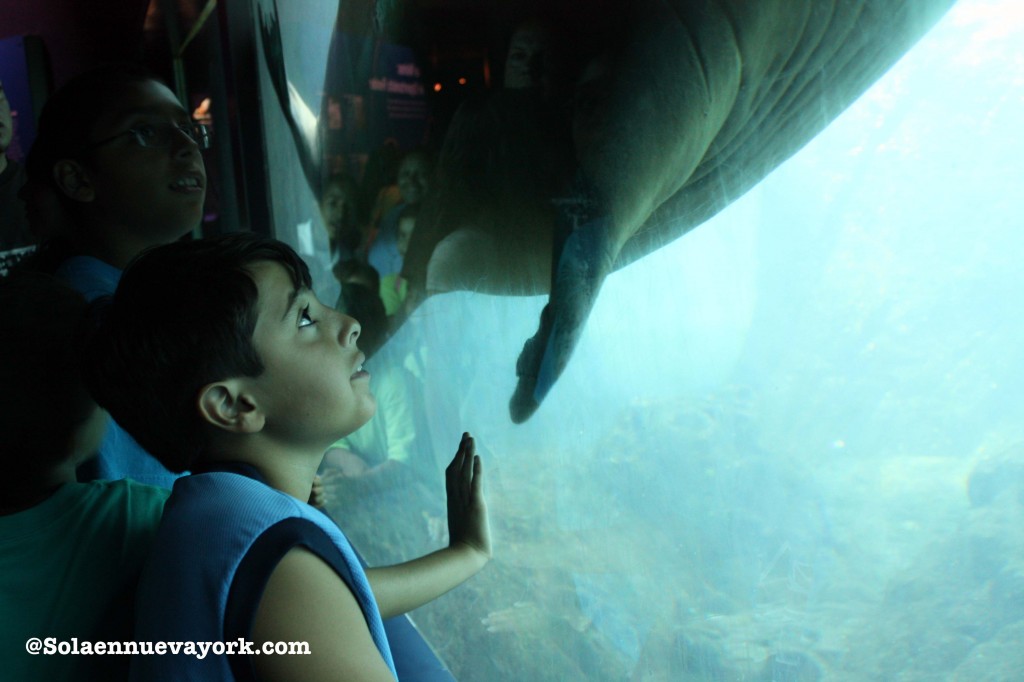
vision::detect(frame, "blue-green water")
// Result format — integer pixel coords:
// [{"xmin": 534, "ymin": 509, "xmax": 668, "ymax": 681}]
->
[{"xmin": 303, "ymin": 1, "xmax": 1024, "ymax": 678}]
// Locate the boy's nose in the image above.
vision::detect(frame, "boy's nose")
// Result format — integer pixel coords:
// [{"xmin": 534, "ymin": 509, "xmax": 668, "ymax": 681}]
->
[
  {"xmin": 339, "ymin": 314, "xmax": 361, "ymax": 347},
  {"xmin": 171, "ymin": 128, "xmax": 201, "ymax": 158}
]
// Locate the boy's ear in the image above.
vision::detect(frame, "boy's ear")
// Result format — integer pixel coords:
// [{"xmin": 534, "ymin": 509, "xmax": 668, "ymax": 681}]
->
[
  {"xmin": 197, "ymin": 380, "xmax": 265, "ymax": 434},
  {"xmin": 52, "ymin": 160, "xmax": 95, "ymax": 202}
]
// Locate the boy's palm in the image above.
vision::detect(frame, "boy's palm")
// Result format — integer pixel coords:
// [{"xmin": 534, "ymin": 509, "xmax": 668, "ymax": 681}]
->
[{"xmin": 445, "ymin": 433, "xmax": 492, "ymax": 559}]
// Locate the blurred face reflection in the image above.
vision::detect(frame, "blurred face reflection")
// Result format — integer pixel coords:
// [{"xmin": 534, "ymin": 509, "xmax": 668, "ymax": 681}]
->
[
  {"xmin": 397, "ymin": 155, "xmax": 430, "ymax": 206},
  {"xmin": 504, "ymin": 26, "xmax": 550, "ymax": 90},
  {"xmin": 320, "ymin": 182, "xmax": 352, "ymax": 240}
]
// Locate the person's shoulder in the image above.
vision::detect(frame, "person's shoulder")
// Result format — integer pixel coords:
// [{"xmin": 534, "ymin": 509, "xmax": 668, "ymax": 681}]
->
[
  {"xmin": 110, "ymin": 477, "xmax": 173, "ymax": 500},
  {"xmin": 380, "ymin": 201, "xmax": 406, "ymax": 228},
  {"xmin": 0, "ymin": 157, "xmax": 26, "ymax": 187},
  {"xmin": 87, "ymin": 478, "xmax": 170, "ymax": 519},
  {"xmin": 166, "ymin": 470, "xmax": 306, "ymax": 519},
  {"xmin": 44, "ymin": 480, "xmax": 168, "ymax": 558},
  {"xmin": 55, "ymin": 255, "xmax": 121, "ymax": 301}
]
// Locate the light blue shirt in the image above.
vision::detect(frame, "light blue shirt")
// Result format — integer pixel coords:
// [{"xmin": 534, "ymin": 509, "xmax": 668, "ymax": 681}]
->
[
  {"xmin": 368, "ymin": 203, "xmax": 406, "ymax": 277},
  {"xmin": 56, "ymin": 255, "xmax": 183, "ymax": 488},
  {"xmin": 131, "ymin": 470, "xmax": 396, "ymax": 680}
]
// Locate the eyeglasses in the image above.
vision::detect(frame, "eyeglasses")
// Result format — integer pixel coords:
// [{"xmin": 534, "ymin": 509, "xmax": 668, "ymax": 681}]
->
[{"xmin": 85, "ymin": 121, "xmax": 212, "ymax": 152}]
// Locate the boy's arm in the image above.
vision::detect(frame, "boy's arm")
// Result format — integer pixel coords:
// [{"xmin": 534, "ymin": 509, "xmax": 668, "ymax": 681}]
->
[
  {"xmin": 251, "ymin": 547, "xmax": 396, "ymax": 682},
  {"xmin": 366, "ymin": 433, "xmax": 492, "ymax": 618}
]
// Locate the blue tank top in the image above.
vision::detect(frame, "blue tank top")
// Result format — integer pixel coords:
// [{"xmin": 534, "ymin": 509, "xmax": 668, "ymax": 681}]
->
[{"xmin": 130, "ymin": 465, "xmax": 396, "ymax": 680}]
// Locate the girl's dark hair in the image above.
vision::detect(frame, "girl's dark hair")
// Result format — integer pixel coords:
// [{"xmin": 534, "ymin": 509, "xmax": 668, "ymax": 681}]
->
[{"xmin": 81, "ymin": 232, "xmax": 312, "ymax": 472}]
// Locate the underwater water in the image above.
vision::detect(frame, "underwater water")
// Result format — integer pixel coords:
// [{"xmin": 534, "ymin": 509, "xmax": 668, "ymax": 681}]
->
[{"xmin": 275, "ymin": 1, "xmax": 1024, "ymax": 679}]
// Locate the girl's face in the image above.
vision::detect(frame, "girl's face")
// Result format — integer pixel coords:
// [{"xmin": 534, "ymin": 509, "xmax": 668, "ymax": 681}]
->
[
  {"xmin": 397, "ymin": 155, "xmax": 430, "ymax": 206},
  {"xmin": 320, "ymin": 182, "xmax": 353, "ymax": 239},
  {"xmin": 79, "ymin": 80, "xmax": 207, "ymax": 252},
  {"xmin": 504, "ymin": 26, "xmax": 550, "ymax": 90}
]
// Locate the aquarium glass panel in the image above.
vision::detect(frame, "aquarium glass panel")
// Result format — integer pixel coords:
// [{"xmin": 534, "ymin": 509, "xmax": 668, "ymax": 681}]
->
[{"xmin": 253, "ymin": 1, "xmax": 1024, "ymax": 678}]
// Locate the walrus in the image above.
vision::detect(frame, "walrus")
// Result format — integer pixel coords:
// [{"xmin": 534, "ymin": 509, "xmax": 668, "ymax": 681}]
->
[{"xmin": 260, "ymin": 0, "xmax": 958, "ymax": 422}]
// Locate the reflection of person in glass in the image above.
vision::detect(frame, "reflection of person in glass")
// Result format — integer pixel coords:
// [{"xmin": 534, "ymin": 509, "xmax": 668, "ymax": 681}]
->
[
  {"xmin": 319, "ymin": 172, "xmax": 363, "ymax": 264},
  {"xmin": 403, "ymin": 15, "xmax": 575, "ymax": 297},
  {"xmin": 367, "ymin": 149, "xmax": 433, "ymax": 280},
  {"xmin": 503, "ymin": 21, "xmax": 553, "ymax": 91}
]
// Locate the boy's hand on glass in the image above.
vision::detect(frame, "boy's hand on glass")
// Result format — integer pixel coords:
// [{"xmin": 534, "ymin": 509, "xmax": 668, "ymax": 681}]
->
[{"xmin": 445, "ymin": 432, "xmax": 492, "ymax": 562}]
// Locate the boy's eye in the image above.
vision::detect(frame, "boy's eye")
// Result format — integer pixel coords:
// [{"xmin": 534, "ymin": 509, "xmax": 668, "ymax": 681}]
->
[
  {"xmin": 299, "ymin": 304, "xmax": 315, "ymax": 328},
  {"xmin": 134, "ymin": 124, "xmax": 158, "ymax": 140}
]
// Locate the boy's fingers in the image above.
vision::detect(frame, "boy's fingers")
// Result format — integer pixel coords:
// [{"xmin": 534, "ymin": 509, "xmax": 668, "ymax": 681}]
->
[
  {"xmin": 461, "ymin": 437, "xmax": 475, "ymax": 478},
  {"xmin": 447, "ymin": 433, "xmax": 475, "ymax": 494},
  {"xmin": 471, "ymin": 456, "xmax": 483, "ymax": 496},
  {"xmin": 447, "ymin": 433, "xmax": 467, "ymax": 473}
]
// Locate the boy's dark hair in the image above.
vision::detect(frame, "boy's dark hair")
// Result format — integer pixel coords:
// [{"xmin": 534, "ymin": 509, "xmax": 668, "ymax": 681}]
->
[
  {"xmin": 0, "ymin": 272, "xmax": 94, "ymax": 477},
  {"xmin": 21, "ymin": 63, "xmax": 165, "ymax": 271},
  {"xmin": 25, "ymin": 63, "xmax": 163, "ymax": 193},
  {"xmin": 333, "ymin": 258, "xmax": 381, "ymax": 293},
  {"xmin": 81, "ymin": 232, "xmax": 312, "ymax": 473}
]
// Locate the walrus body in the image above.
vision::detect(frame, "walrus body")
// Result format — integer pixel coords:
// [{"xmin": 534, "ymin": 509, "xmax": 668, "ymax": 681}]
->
[{"xmin": 398, "ymin": 0, "xmax": 957, "ymax": 421}]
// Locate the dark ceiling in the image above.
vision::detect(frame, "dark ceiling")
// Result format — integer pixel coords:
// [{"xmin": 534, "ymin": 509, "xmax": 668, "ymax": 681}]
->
[{"xmin": 140, "ymin": 0, "xmax": 524, "ymax": 94}]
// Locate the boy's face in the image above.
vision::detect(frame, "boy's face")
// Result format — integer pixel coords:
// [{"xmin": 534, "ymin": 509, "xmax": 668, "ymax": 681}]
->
[
  {"xmin": 79, "ymin": 80, "xmax": 206, "ymax": 248},
  {"xmin": 246, "ymin": 261, "xmax": 375, "ymax": 448}
]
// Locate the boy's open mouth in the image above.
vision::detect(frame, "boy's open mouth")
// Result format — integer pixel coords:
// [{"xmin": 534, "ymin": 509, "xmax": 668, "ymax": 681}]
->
[
  {"xmin": 351, "ymin": 354, "xmax": 368, "ymax": 380},
  {"xmin": 170, "ymin": 173, "xmax": 205, "ymax": 192}
]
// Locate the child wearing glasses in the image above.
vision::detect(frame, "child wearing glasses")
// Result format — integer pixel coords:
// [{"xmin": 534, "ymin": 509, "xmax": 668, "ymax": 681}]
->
[{"xmin": 22, "ymin": 63, "xmax": 211, "ymax": 487}]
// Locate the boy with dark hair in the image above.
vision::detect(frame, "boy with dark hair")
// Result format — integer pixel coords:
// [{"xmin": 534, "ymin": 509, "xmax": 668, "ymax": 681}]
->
[
  {"xmin": 23, "ymin": 62, "xmax": 210, "ymax": 487},
  {"xmin": 0, "ymin": 272, "xmax": 168, "ymax": 681},
  {"xmin": 25, "ymin": 63, "xmax": 209, "ymax": 289},
  {"xmin": 83, "ymin": 232, "xmax": 491, "ymax": 680}
]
